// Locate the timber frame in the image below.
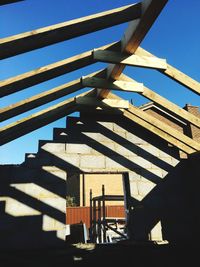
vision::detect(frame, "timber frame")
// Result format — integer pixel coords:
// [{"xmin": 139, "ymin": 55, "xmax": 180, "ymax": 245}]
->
[{"xmin": 0, "ymin": 0, "xmax": 199, "ymax": 156}]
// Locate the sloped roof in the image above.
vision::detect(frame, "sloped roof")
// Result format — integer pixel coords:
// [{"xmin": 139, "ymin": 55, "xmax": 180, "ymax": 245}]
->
[{"xmin": 0, "ymin": 0, "xmax": 200, "ymax": 155}]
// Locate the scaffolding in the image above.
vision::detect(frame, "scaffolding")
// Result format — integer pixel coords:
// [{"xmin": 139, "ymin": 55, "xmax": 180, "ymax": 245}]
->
[{"xmin": 89, "ymin": 185, "xmax": 127, "ymax": 243}]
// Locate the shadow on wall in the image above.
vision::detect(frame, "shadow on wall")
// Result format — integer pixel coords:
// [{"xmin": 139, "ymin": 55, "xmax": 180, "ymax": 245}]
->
[
  {"xmin": 0, "ymin": 111, "xmax": 199, "ymax": 249},
  {"xmin": 127, "ymin": 152, "xmax": 200, "ymax": 243},
  {"xmin": 0, "ymin": 165, "xmax": 66, "ymax": 250}
]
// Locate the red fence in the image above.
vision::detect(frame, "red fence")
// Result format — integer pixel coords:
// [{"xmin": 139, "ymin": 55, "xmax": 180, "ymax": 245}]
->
[{"xmin": 66, "ymin": 206, "xmax": 125, "ymax": 228}]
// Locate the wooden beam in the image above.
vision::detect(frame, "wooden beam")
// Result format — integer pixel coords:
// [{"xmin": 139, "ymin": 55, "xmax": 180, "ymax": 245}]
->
[
  {"xmin": 120, "ymin": 73, "xmax": 200, "ymax": 129},
  {"xmin": 0, "ymin": 0, "xmax": 24, "ymax": 5},
  {"xmin": 123, "ymin": 110, "xmax": 196, "ymax": 154},
  {"xmin": 0, "ymin": 90, "xmax": 94, "ymax": 146},
  {"xmin": 0, "ymin": 3, "xmax": 141, "ymax": 59},
  {"xmin": 76, "ymin": 96, "xmax": 129, "ymax": 109},
  {"xmin": 127, "ymin": 106, "xmax": 200, "ymax": 151},
  {"xmin": 0, "ymin": 70, "xmax": 105, "ymax": 122},
  {"xmin": 98, "ymin": 0, "xmax": 168, "ymax": 98},
  {"xmin": 135, "ymin": 47, "xmax": 200, "ymax": 96},
  {"xmin": 105, "ymin": 92, "xmax": 198, "ymax": 154},
  {"xmin": 0, "ymin": 42, "xmax": 119, "ymax": 98},
  {"xmin": 93, "ymin": 49, "xmax": 167, "ymax": 70},
  {"xmin": 82, "ymin": 77, "xmax": 143, "ymax": 92}
]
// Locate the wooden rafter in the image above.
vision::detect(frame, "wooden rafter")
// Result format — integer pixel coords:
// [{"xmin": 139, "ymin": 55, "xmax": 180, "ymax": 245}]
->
[
  {"xmin": 93, "ymin": 49, "xmax": 167, "ymax": 70},
  {"xmin": 119, "ymin": 73, "xmax": 200, "ymax": 129},
  {"xmin": 0, "ymin": 90, "xmax": 94, "ymax": 146},
  {"xmin": 0, "ymin": 0, "xmax": 23, "ymax": 5},
  {"xmin": 85, "ymin": 93, "xmax": 199, "ymax": 154},
  {"xmin": 0, "ymin": 3, "xmax": 141, "ymax": 59},
  {"xmin": 0, "ymin": 42, "xmax": 119, "ymax": 97},
  {"xmin": 135, "ymin": 47, "xmax": 200, "ymax": 96},
  {"xmin": 98, "ymin": 0, "xmax": 168, "ymax": 97},
  {"xmin": 0, "ymin": 70, "xmax": 105, "ymax": 122}
]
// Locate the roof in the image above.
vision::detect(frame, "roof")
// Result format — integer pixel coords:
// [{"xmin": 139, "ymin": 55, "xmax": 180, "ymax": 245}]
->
[{"xmin": 0, "ymin": 0, "xmax": 200, "ymax": 155}]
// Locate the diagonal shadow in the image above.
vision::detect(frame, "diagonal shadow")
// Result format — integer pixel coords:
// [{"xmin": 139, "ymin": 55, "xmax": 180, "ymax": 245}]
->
[{"xmin": 126, "ymin": 153, "xmax": 200, "ymax": 243}]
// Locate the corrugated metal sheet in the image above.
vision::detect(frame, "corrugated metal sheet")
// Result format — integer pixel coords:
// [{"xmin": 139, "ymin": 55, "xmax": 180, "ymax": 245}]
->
[{"xmin": 66, "ymin": 206, "xmax": 125, "ymax": 228}]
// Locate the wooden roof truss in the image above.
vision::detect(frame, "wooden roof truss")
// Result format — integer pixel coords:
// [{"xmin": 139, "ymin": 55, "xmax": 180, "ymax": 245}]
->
[{"xmin": 0, "ymin": 0, "xmax": 200, "ymax": 155}]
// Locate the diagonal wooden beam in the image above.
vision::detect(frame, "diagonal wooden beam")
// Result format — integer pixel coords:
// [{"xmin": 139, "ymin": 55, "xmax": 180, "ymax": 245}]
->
[
  {"xmin": 0, "ymin": 42, "xmax": 119, "ymax": 98},
  {"xmin": 135, "ymin": 47, "xmax": 200, "ymax": 96},
  {"xmin": 119, "ymin": 73, "xmax": 200, "ymax": 129},
  {"xmin": 0, "ymin": 70, "xmax": 105, "ymax": 122},
  {"xmin": 0, "ymin": 3, "xmax": 141, "ymax": 59},
  {"xmin": 0, "ymin": 0, "xmax": 24, "ymax": 5},
  {"xmin": 0, "ymin": 90, "xmax": 94, "ymax": 146},
  {"xmin": 103, "ymin": 92, "xmax": 199, "ymax": 154},
  {"xmin": 93, "ymin": 49, "xmax": 167, "ymax": 70},
  {"xmin": 123, "ymin": 110, "xmax": 196, "ymax": 154},
  {"xmin": 81, "ymin": 77, "xmax": 143, "ymax": 92},
  {"xmin": 98, "ymin": 0, "xmax": 168, "ymax": 97}
]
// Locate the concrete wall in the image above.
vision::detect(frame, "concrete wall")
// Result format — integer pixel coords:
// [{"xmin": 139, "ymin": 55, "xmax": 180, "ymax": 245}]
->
[
  {"xmin": 45, "ymin": 111, "xmax": 181, "ymax": 242},
  {"xmin": 0, "ymin": 110, "xmax": 199, "ymax": 248},
  {"xmin": 0, "ymin": 165, "xmax": 66, "ymax": 249}
]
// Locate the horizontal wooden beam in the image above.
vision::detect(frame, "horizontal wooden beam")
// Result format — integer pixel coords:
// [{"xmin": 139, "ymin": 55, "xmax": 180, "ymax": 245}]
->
[
  {"xmin": 0, "ymin": 0, "xmax": 24, "ymax": 5},
  {"xmin": 105, "ymin": 92, "xmax": 198, "ymax": 154},
  {"xmin": 0, "ymin": 42, "xmax": 119, "ymax": 98},
  {"xmin": 76, "ymin": 96, "xmax": 129, "ymax": 109},
  {"xmin": 0, "ymin": 90, "xmax": 95, "ymax": 146},
  {"xmin": 0, "ymin": 3, "xmax": 141, "ymax": 59},
  {"xmin": 81, "ymin": 77, "xmax": 143, "ymax": 92},
  {"xmin": 0, "ymin": 70, "xmax": 105, "ymax": 122},
  {"xmin": 120, "ymin": 73, "xmax": 200, "ymax": 129},
  {"xmin": 93, "ymin": 49, "xmax": 167, "ymax": 69},
  {"xmin": 99, "ymin": 0, "xmax": 168, "ymax": 97},
  {"xmin": 135, "ymin": 47, "xmax": 200, "ymax": 96}
]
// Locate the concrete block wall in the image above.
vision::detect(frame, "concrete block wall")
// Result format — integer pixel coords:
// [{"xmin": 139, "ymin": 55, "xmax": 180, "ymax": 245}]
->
[
  {"xmin": 0, "ymin": 164, "xmax": 66, "ymax": 249},
  {"xmin": 1, "ymin": 110, "xmax": 198, "ymax": 247},
  {"xmin": 39, "ymin": 111, "xmax": 181, "ymax": 242}
]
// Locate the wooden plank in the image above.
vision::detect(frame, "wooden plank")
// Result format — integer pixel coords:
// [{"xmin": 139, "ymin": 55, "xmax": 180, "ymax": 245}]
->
[
  {"xmin": 135, "ymin": 47, "xmax": 200, "ymax": 95},
  {"xmin": 76, "ymin": 96, "xmax": 129, "ymax": 109},
  {"xmin": 120, "ymin": 73, "xmax": 200, "ymax": 129},
  {"xmin": 0, "ymin": 0, "xmax": 24, "ymax": 5},
  {"xmin": 0, "ymin": 90, "xmax": 94, "ymax": 146},
  {"xmin": 123, "ymin": 110, "xmax": 196, "ymax": 154},
  {"xmin": 93, "ymin": 49, "xmax": 167, "ymax": 69},
  {"xmin": 127, "ymin": 106, "xmax": 200, "ymax": 151},
  {"xmin": 0, "ymin": 42, "xmax": 120, "ymax": 97},
  {"xmin": 105, "ymin": 92, "xmax": 198, "ymax": 154},
  {"xmin": 98, "ymin": 0, "xmax": 168, "ymax": 98},
  {"xmin": 82, "ymin": 77, "xmax": 143, "ymax": 92},
  {"xmin": 0, "ymin": 3, "xmax": 141, "ymax": 59},
  {"xmin": 0, "ymin": 70, "xmax": 105, "ymax": 122}
]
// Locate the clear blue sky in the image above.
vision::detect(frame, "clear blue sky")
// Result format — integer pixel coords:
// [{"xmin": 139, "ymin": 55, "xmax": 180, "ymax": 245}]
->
[{"xmin": 0, "ymin": 0, "xmax": 199, "ymax": 164}]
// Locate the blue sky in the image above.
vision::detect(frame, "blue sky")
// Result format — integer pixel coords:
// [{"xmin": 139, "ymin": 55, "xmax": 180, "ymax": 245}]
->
[{"xmin": 0, "ymin": 0, "xmax": 199, "ymax": 164}]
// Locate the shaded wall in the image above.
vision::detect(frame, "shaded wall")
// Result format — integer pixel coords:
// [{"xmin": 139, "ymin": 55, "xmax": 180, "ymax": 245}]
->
[{"xmin": 0, "ymin": 110, "xmax": 199, "ymax": 249}]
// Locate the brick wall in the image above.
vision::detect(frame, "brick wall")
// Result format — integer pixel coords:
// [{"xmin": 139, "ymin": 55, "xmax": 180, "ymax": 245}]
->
[{"xmin": 184, "ymin": 104, "xmax": 200, "ymax": 142}]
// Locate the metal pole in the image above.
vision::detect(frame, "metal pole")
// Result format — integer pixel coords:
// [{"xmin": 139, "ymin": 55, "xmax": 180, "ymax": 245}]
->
[
  {"xmin": 102, "ymin": 184, "xmax": 106, "ymax": 243},
  {"xmin": 98, "ymin": 199, "xmax": 102, "ymax": 243},
  {"xmin": 89, "ymin": 189, "xmax": 93, "ymax": 242},
  {"xmin": 93, "ymin": 199, "xmax": 97, "ymax": 243}
]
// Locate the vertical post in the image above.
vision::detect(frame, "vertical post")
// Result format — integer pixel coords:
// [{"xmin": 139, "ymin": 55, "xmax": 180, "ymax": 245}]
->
[
  {"xmin": 82, "ymin": 173, "xmax": 85, "ymax": 206},
  {"xmin": 98, "ymin": 199, "xmax": 102, "ymax": 243},
  {"xmin": 102, "ymin": 184, "xmax": 106, "ymax": 243},
  {"xmin": 89, "ymin": 189, "xmax": 93, "ymax": 242},
  {"xmin": 93, "ymin": 199, "xmax": 97, "ymax": 242}
]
